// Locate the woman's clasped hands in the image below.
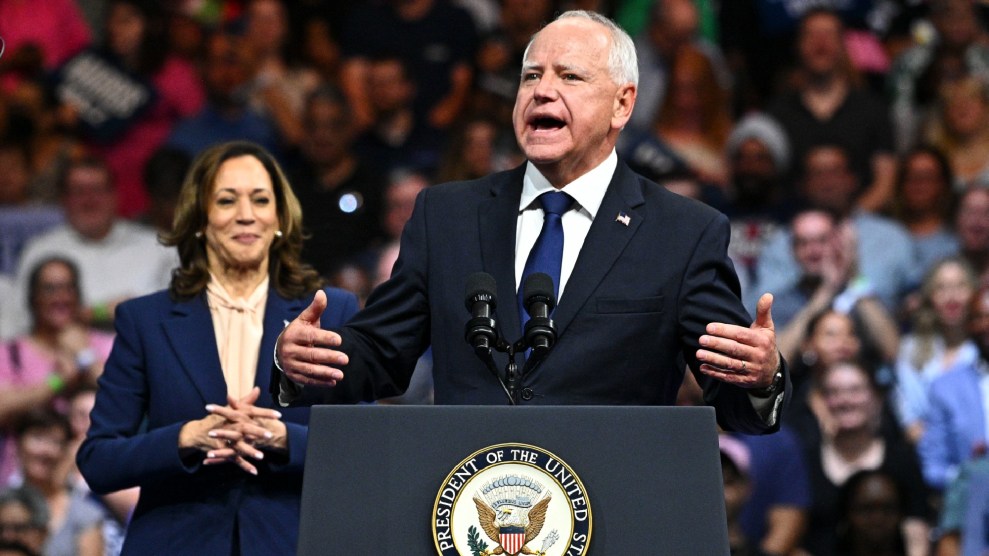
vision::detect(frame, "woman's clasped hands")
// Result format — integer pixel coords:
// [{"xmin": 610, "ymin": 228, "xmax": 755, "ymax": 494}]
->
[{"xmin": 178, "ymin": 387, "xmax": 287, "ymax": 475}]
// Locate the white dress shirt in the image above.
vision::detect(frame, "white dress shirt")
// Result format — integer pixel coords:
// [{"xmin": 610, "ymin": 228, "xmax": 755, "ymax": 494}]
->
[{"xmin": 515, "ymin": 150, "xmax": 618, "ymax": 298}]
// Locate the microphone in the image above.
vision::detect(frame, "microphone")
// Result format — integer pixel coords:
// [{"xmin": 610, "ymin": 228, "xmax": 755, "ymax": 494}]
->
[
  {"xmin": 464, "ymin": 272, "xmax": 498, "ymax": 352},
  {"xmin": 464, "ymin": 272, "xmax": 516, "ymax": 404},
  {"xmin": 522, "ymin": 272, "xmax": 557, "ymax": 355}
]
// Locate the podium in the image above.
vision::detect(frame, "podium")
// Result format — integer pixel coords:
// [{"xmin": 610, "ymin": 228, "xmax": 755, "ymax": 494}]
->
[{"xmin": 298, "ymin": 405, "xmax": 729, "ymax": 554}]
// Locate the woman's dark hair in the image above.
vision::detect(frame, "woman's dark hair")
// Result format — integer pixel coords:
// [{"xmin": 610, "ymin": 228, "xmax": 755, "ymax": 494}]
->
[
  {"xmin": 26, "ymin": 257, "xmax": 82, "ymax": 313},
  {"xmin": 13, "ymin": 408, "xmax": 71, "ymax": 444},
  {"xmin": 834, "ymin": 469, "xmax": 908, "ymax": 554},
  {"xmin": 891, "ymin": 144, "xmax": 956, "ymax": 223},
  {"xmin": 103, "ymin": 0, "xmax": 168, "ymax": 74},
  {"xmin": 161, "ymin": 141, "xmax": 323, "ymax": 299}
]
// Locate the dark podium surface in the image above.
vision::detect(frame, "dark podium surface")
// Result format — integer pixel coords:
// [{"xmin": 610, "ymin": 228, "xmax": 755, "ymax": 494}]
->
[{"xmin": 299, "ymin": 405, "xmax": 729, "ymax": 555}]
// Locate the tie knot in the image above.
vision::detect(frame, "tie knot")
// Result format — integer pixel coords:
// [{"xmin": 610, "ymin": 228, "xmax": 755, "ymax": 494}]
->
[{"xmin": 538, "ymin": 191, "xmax": 574, "ymax": 217}]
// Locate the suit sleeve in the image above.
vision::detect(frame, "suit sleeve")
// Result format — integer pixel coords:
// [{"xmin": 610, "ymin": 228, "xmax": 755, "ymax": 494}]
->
[
  {"xmin": 677, "ymin": 212, "xmax": 788, "ymax": 434},
  {"xmin": 309, "ymin": 192, "xmax": 434, "ymax": 404},
  {"xmin": 77, "ymin": 301, "xmax": 198, "ymax": 494}
]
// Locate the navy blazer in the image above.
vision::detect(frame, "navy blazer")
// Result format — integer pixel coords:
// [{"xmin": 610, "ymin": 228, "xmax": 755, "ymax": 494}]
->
[
  {"xmin": 309, "ymin": 161, "xmax": 787, "ymax": 434},
  {"xmin": 78, "ymin": 286, "xmax": 358, "ymax": 556}
]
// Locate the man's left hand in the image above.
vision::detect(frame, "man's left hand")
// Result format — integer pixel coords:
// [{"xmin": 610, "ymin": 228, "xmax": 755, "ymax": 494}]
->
[{"xmin": 696, "ymin": 293, "xmax": 780, "ymax": 389}]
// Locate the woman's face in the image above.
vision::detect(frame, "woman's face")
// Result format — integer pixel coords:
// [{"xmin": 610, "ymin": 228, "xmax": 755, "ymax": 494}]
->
[
  {"xmin": 17, "ymin": 426, "xmax": 67, "ymax": 486},
  {"xmin": 808, "ymin": 312, "xmax": 861, "ymax": 368},
  {"xmin": 901, "ymin": 152, "xmax": 947, "ymax": 212},
  {"xmin": 31, "ymin": 261, "xmax": 80, "ymax": 332},
  {"xmin": 822, "ymin": 364, "xmax": 878, "ymax": 432},
  {"xmin": 945, "ymin": 87, "xmax": 989, "ymax": 137},
  {"xmin": 204, "ymin": 155, "xmax": 279, "ymax": 274},
  {"xmin": 930, "ymin": 262, "xmax": 973, "ymax": 328},
  {"xmin": 844, "ymin": 475, "xmax": 902, "ymax": 548},
  {"xmin": 106, "ymin": 2, "xmax": 146, "ymax": 58}
]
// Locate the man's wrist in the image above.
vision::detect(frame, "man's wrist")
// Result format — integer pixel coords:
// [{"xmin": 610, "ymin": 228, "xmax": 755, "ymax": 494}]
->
[{"xmin": 750, "ymin": 366, "xmax": 783, "ymax": 398}]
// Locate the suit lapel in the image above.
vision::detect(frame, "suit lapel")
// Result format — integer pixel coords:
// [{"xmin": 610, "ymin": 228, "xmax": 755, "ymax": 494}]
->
[
  {"xmin": 162, "ymin": 294, "xmax": 227, "ymax": 405},
  {"xmin": 256, "ymin": 291, "xmax": 306, "ymax": 400},
  {"xmin": 552, "ymin": 162, "xmax": 645, "ymax": 339},
  {"xmin": 479, "ymin": 166, "xmax": 526, "ymax": 342}
]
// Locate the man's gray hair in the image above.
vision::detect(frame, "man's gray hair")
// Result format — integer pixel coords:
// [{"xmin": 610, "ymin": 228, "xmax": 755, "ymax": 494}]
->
[{"xmin": 522, "ymin": 10, "xmax": 639, "ymax": 87}]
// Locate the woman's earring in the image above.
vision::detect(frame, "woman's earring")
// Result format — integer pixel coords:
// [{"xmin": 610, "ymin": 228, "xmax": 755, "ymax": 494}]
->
[
  {"xmin": 194, "ymin": 231, "xmax": 203, "ymax": 239},
  {"xmin": 275, "ymin": 230, "xmax": 283, "ymax": 238}
]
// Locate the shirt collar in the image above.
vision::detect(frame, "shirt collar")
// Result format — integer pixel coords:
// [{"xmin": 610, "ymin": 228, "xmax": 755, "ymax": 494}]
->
[{"xmin": 519, "ymin": 150, "xmax": 618, "ymax": 220}]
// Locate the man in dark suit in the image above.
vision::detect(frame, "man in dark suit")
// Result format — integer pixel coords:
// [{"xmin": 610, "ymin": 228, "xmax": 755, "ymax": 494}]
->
[{"xmin": 274, "ymin": 10, "xmax": 787, "ymax": 433}]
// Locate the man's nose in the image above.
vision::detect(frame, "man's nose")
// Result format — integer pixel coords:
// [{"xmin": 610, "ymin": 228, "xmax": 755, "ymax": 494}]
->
[{"xmin": 533, "ymin": 74, "xmax": 559, "ymax": 101}]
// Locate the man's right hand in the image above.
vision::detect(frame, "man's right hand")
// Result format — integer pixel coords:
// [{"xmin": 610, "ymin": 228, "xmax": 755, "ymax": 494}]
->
[{"xmin": 277, "ymin": 290, "xmax": 350, "ymax": 387}]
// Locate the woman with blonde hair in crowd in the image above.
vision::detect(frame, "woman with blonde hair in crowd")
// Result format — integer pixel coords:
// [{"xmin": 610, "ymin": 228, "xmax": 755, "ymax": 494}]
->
[{"xmin": 894, "ymin": 257, "xmax": 979, "ymax": 443}]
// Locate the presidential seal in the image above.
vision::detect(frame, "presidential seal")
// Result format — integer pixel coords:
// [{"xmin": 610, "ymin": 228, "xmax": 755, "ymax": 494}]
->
[{"xmin": 432, "ymin": 443, "xmax": 591, "ymax": 556}]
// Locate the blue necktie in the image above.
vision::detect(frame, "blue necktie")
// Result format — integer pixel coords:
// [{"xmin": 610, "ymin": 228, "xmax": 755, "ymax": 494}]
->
[{"xmin": 519, "ymin": 191, "xmax": 574, "ymax": 331}]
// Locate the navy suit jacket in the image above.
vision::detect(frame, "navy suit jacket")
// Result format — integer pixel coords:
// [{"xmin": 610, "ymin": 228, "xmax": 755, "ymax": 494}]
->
[
  {"xmin": 78, "ymin": 286, "xmax": 358, "ymax": 555},
  {"xmin": 305, "ymin": 161, "xmax": 787, "ymax": 434}
]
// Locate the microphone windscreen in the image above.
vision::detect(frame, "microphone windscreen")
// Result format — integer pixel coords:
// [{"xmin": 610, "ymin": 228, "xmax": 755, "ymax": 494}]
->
[
  {"xmin": 523, "ymin": 272, "xmax": 555, "ymax": 309},
  {"xmin": 465, "ymin": 272, "xmax": 498, "ymax": 310}
]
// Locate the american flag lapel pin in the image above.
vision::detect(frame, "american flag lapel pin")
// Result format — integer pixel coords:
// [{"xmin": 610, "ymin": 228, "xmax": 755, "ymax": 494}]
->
[{"xmin": 616, "ymin": 211, "xmax": 631, "ymax": 226}]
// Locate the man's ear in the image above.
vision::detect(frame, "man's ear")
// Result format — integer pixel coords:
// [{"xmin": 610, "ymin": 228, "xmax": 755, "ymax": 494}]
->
[{"xmin": 612, "ymin": 84, "xmax": 636, "ymax": 130}]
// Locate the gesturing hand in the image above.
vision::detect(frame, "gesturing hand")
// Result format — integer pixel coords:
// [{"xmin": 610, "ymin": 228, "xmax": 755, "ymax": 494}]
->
[
  {"xmin": 277, "ymin": 290, "xmax": 350, "ymax": 387},
  {"xmin": 696, "ymin": 293, "xmax": 780, "ymax": 390}
]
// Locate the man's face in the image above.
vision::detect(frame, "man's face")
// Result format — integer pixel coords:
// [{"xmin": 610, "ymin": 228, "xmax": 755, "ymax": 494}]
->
[
  {"xmin": 63, "ymin": 166, "xmax": 116, "ymax": 240},
  {"xmin": 798, "ymin": 13, "xmax": 844, "ymax": 77},
  {"xmin": 956, "ymin": 188, "xmax": 989, "ymax": 252},
  {"xmin": 970, "ymin": 289, "xmax": 989, "ymax": 361},
  {"xmin": 792, "ymin": 211, "xmax": 834, "ymax": 276},
  {"xmin": 802, "ymin": 147, "xmax": 857, "ymax": 214},
  {"xmin": 368, "ymin": 60, "xmax": 413, "ymax": 114},
  {"xmin": 302, "ymin": 98, "xmax": 350, "ymax": 165},
  {"xmin": 732, "ymin": 138, "xmax": 779, "ymax": 198},
  {"xmin": 512, "ymin": 17, "xmax": 635, "ymax": 186}
]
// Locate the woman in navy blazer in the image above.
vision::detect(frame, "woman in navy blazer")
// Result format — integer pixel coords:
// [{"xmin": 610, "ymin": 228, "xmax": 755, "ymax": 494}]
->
[{"xmin": 77, "ymin": 141, "xmax": 358, "ymax": 555}]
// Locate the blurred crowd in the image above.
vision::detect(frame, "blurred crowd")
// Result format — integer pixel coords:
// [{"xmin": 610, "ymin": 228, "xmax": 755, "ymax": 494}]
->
[{"xmin": 1, "ymin": 0, "xmax": 989, "ymax": 554}]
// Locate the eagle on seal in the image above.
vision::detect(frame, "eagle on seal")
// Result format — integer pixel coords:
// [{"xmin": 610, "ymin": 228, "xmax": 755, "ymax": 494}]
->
[{"xmin": 473, "ymin": 491, "xmax": 551, "ymax": 556}]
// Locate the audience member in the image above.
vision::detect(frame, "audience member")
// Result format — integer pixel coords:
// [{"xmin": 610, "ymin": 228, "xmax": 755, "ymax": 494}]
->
[
  {"xmin": 470, "ymin": 0, "xmax": 554, "ymax": 127},
  {"xmin": 834, "ymin": 469, "xmax": 911, "ymax": 556},
  {"xmin": 895, "ymin": 257, "xmax": 980, "ymax": 443},
  {"xmin": 754, "ymin": 144, "xmax": 918, "ymax": 313},
  {"xmin": 7, "ymin": 156, "xmax": 176, "ymax": 337},
  {"xmin": 919, "ymin": 284, "xmax": 989, "ymax": 491},
  {"xmin": 797, "ymin": 361, "xmax": 930, "ymax": 556},
  {"xmin": 287, "ymin": 87, "xmax": 387, "ymax": 278},
  {"xmin": 166, "ymin": 30, "xmax": 282, "ymax": 159},
  {"xmin": 891, "ymin": 146, "xmax": 961, "ymax": 274},
  {"xmin": 954, "ymin": 186, "xmax": 989, "ymax": 286},
  {"xmin": 653, "ymin": 44, "xmax": 733, "ymax": 187},
  {"xmin": 630, "ymin": 0, "xmax": 728, "ymax": 131},
  {"xmin": 768, "ymin": 9, "xmax": 897, "ymax": 213},
  {"xmin": 0, "ymin": 486, "xmax": 48, "ymax": 556},
  {"xmin": 436, "ymin": 116, "xmax": 521, "ymax": 183},
  {"xmin": 353, "ymin": 56, "xmax": 442, "ymax": 174},
  {"xmin": 11, "ymin": 410, "xmax": 103, "ymax": 556},
  {"xmin": 54, "ymin": 0, "xmax": 205, "ymax": 219},
  {"xmin": 339, "ymin": 0, "xmax": 477, "ymax": 136},
  {"xmin": 0, "ymin": 141, "xmax": 63, "ymax": 277},
  {"xmin": 773, "ymin": 209, "xmax": 900, "ymax": 383},
  {"xmin": 142, "ymin": 146, "xmax": 191, "ymax": 235},
  {"xmin": 718, "ymin": 434, "xmax": 759, "ymax": 555},
  {"xmin": 734, "ymin": 426, "xmax": 812, "ymax": 556},
  {"xmin": 723, "ymin": 113, "xmax": 795, "ymax": 298},
  {"xmin": 889, "ymin": 0, "xmax": 989, "ymax": 152},
  {"xmin": 934, "ymin": 456, "xmax": 989, "ymax": 556},
  {"xmin": 0, "ymin": 257, "xmax": 111, "ymax": 487},
  {"xmin": 925, "ymin": 75, "xmax": 989, "ymax": 190},
  {"xmin": 0, "ymin": 0, "xmax": 90, "ymax": 92},
  {"xmin": 241, "ymin": 0, "xmax": 319, "ymax": 149}
]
